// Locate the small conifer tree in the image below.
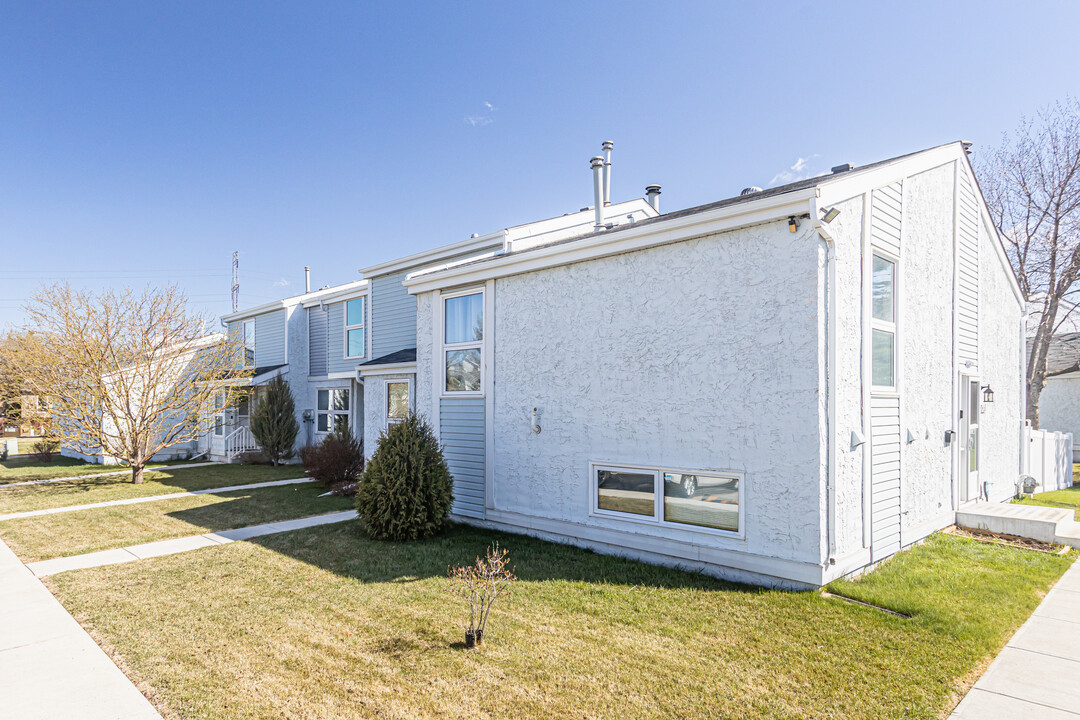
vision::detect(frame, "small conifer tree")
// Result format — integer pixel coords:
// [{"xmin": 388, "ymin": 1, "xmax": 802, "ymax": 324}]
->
[
  {"xmin": 248, "ymin": 375, "xmax": 299, "ymax": 466},
  {"xmin": 357, "ymin": 413, "xmax": 453, "ymax": 540}
]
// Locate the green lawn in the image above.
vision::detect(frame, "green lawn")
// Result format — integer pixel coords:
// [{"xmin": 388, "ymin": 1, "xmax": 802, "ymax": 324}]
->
[
  {"xmin": 1010, "ymin": 462, "xmax": 1080, "ymax": 520},
  {"xmin": 45, "ymin": 525, "xmax": 1073, "ymax": 720},
  {"xmin": 0, "ymin": 463, "xmax": 307, "ymax": 514},
  {"xmin": 0, "ymin": 482, "xmax": 348, "ymax": 562}
]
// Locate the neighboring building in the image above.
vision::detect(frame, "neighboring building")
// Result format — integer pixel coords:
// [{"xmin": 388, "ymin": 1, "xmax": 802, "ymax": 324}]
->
[
  {"xmin": 404, "ymin": 142, "xmax": 1025, "ymax": 588},
  {"xmin": 1032, "ymin": 332, "xmax": 1080, "ymax": 460}
]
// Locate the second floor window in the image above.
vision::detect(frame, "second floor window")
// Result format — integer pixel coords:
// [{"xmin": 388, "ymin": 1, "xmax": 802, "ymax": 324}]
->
[
  {"xmin": 243, "ymin": 320, "xmax": 256, "ymax": 367},
  {"xmin": 345, "ymin": 297, "xmax": 365, "ymax": 359},
  {"xmin": 871, "ymin": 254, "xmax": 896, "ymax": 390},
  {"xmin": 443, "ymin": 290, "xmax": 483, "ymax": 393}
]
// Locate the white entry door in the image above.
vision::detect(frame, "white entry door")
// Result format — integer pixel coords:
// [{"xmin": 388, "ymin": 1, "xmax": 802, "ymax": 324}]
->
[{"xmin": 959, "ymin": 376, "xmax": 980, "ymax": 502}]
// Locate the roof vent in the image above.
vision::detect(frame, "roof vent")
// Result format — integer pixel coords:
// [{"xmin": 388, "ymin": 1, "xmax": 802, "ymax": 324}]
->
[
  {"xmin": 470, "ymin": 233, "xmax": 479, "ymax": 238},
  {"xmin": 831, "ymin": 163, "xmax": 854, "ymax": 174},
  {"xmin": 740, "ymin": 186, "xmax": 763, "ymax": 195}
]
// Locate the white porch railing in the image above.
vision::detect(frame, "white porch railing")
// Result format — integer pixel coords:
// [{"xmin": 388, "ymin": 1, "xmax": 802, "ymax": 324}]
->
[
  {"xmin": 1022, "ymin": 422, "xmax": 1074, "ymax": 493},
  {"xmin": 224, "ymin": 426, "xmax": 260, "ymax": 462}
]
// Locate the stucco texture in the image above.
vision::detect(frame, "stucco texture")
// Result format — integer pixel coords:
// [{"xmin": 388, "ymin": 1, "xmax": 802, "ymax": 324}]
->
[
  {"xmin": 976, "ymin": 204, "xmax": 1024, "ymax": 498},
  {"xmin": 897, "ymin": 163, "xmax": 958, "ymax": 536},
  {"xmin": 489, "ymin": 220, "xmax": 824, "ymax": 565}
]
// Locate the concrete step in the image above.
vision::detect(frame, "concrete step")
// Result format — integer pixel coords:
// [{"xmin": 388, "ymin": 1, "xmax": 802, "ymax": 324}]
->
[
  {"xmin": 956, "ymin": 503, "xmax": 1074, "ymax": 544},
  {"xmin": 1055, "ymin": 520, "xmax": 1080, "ymax": 549}
]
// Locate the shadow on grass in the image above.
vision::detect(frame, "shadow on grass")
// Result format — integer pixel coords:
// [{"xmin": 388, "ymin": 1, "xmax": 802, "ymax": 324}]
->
[{"xmin": 247, "ymin": 518, "xmax": 767, "ymax": 595}]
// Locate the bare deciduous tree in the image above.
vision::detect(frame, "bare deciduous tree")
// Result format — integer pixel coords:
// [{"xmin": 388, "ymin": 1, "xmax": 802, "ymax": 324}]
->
[
  {"xmin": 1, "ymin": 284, "xmax": 250, "ymax": 482},
  {"xmin": 978, "ymin": 98, "xmax": 1080, "ymax": 427}
]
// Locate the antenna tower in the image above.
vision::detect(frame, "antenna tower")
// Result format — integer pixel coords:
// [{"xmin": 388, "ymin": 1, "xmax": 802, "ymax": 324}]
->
[{"xmin": 231, "ymin": 251, "xmax": 239, "ymax": 312}]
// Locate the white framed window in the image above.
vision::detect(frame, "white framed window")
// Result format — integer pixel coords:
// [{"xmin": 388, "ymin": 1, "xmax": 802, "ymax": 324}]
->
[
  {"xmin": 590, "ymin": 462, "xmax": 743, "ymax": 537},
  {"xmin": 242, "ymin": 320, "xmax": 256, "ymax": 367},
  {"xmin": 386, "ymin": 379, "xmax": 410, "ymax": 424},
  {"xmin": 317, "ymin": 388, "xmax": 350, "ymax": 434},
  {"xmin": 442, "ymin": 289, "xmax": 484, "ymax": 394},
  {"xmin": 871, "ymin": 253, "xmax": 897, "ymax": 391},
  {"xmin": 344, "ymin": 297, "xmax": 365, "ymax": 359}
]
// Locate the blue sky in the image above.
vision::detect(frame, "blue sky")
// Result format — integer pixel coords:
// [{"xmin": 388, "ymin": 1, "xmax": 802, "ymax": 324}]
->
[{"xmin": 1, "ymin": 1, "xmax": 1078, "ymax": 327}]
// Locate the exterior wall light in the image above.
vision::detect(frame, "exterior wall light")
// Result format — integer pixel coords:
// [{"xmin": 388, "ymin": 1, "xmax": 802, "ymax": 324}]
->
[
  {"xmin": 788, "ymin": 216, "xmax": 799, "ymax": 232},
  {"xmin": 982, "ymin": 384, "xmax": 994, "ymax": 404},
  {"xmin": 821, "ymin": 207, "xmax": 840, "ymax": 223}
]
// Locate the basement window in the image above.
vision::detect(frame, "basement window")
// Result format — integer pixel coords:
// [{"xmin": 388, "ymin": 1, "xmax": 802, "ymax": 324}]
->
[{"xmin": 592, "ymin": 463, "xmax": 743, "ymax": 536}]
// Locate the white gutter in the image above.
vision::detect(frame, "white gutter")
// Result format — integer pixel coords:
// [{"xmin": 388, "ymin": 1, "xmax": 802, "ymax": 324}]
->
[{"xmin": 811, "ymin": 193, "xmax": 839, "ymax": 567}]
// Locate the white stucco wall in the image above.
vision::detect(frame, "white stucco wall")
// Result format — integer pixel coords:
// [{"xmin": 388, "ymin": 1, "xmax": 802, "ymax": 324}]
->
[
  {"xmin": 896, "ymin": 163, "xmax": 959, "ymax": 537},
  {"xmin": 362, "ymin": 372, "xmax": 415, "ymax": 459},
  {"xmin": 977, "ymin": 210, "xmax": 1024, "ymax": 498},
  {"xmin": 826, "ymin": 194, "xmax": 868, "ymax": 560},
  {"xmin": 487, "ymin": 219, "xmax": 825, "ymax": 571}
]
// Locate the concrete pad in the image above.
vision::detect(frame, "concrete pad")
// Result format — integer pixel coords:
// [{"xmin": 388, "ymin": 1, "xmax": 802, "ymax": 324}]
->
[
  {"xmin": 0, "ymin": 633, "xmax": 161, "ymax": 719},
  {"xmin": 125, "ymin": 534, "xmax": 221, "ymax": 559},
  {"xmin": 1055, "ymin": 568, "xmax": 1080, "ymax": 594},
  {"xmin": 956, "ymin": 503, "xmax": 1072, "ymax": 543},
  {"xmin": 0, "ymin": 537, "xmax": 161, "ymax": 719},
  {"xmin": 952, "ymin": 688, "xmax": 1080, "ymax": 719},
  {"xmin": 207, "ymin": 526, "xmax": 271, "ymax": 542},
  {"xmin": 27, "ymin": 548, "xmax": 137, "ymax": 578},
  {"xmin": 970, "ymin": 647, "xmax": 1080, "ymax": 713},
  {"xmin": 1009, "ymin": 615, "xmax": 1080, "ymax": 662}
]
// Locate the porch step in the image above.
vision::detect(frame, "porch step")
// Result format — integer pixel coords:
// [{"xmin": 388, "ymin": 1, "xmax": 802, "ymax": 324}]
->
[
  {"xmin": 956, "ymin": 503, "xmax": 1073, "ymax": 544},
  {"xmin": 1055, "ymin": 521, "xmax": 1080, "ymax": 549}
]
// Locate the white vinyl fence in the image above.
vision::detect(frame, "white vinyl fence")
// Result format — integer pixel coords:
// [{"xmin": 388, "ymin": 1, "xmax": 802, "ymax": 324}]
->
[{"xmin": 1022, "ymin": 422, "xmax": 1074, "ymax": 493}]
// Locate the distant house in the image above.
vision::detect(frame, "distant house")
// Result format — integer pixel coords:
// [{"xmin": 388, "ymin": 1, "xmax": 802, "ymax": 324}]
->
[
  {"xmin": 403, "ymin": 142, "xmax": 1025, "ymax": 588},
  {"xmin": 1032, "ymin": 333, "xmax": 1080, "ymax": 460}
]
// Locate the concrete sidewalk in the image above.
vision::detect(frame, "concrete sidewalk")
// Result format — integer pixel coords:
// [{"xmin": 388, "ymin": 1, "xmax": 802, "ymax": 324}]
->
[
  {"xmin": 0, "ymin": 539, "xmax": 162, "ymax": 719},
  {"xmin": 0, "ymin": 461, "xmax": 219, "ymax": 488},
  {"xmin": 951, "ymin": 559, "xmax": 1080, "ymax": 718},
  {"xmin": 0, "ymin": 476, "xmax": 313, "ymax": 521},
  {"xmin": 27, "ymin": 509, "xmax": 358, "ymax": 577}
]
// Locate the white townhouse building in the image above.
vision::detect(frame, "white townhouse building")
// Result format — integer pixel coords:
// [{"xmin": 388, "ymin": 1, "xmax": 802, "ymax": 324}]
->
[{"xmin": 403, "ymin": 142, "xmax": 1025, "ymax": 588}]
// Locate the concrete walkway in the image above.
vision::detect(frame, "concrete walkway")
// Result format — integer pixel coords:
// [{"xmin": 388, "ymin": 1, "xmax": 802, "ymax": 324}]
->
[
  {"xmin": 0, "ymin": 538, "xmax": 162, "ymax": 719},
  {"xmin": 27, "ymin": 509, "xmax": 358, "ymax": 577},
  {"xmin": 951, "ymin": 559, "xmax": 1080, "ymax": 718},
  {"xmin": 0, "ymin": 461, "xmax": 219, "ymax": 488},
  {"xmin": 0, "ymin": 477, "xmax": 313, "ymax": 521}
]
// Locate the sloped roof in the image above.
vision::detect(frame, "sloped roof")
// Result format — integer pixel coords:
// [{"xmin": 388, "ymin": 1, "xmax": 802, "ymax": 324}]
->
[
  {"xmin": 358, "ymin": 348, "xmax": 416, "ymax": 367},
  {"xmin": 1035, "ymin": 334, "xmax": 1080, "ymax": 376}
]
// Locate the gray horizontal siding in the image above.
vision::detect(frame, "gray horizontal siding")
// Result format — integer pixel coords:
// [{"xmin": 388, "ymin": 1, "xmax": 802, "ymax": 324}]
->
[
  {"xmin": 326, "ymin": 300, "xmax": 364, "ymax": 373},
  {"xmin": 870, "ymin": 395, "xmax": 901, "ymax": 562},
  {"xmin": 440, "ymin": 395, "xmax": 485, "ymax": 519},
  {"xmin": 371, "ymin": 271, "xmax": 416, "ymax": 358},
  {"xmin": 308, "ymin": 306, "xmax": 328, "ymax": 376},
  {"xmin": 254, "ymin": 309, "xmax": 287, "ymax": 367}
]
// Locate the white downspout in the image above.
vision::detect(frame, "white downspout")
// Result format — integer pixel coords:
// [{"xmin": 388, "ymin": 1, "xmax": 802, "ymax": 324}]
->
[{"xmin": 811, "ymin": 194, "xmax": 839, "ymax": 570}]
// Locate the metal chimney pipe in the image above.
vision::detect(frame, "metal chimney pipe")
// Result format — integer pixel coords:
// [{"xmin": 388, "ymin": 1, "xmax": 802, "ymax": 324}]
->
[
  {"xmin": 602, "ymin": 140, "xmax": 613, "ymax": 206},
  {"xmin": 304, "ymin": 266, "xmax": 310, "ymax": 293},
  {"xmin": 645, "ymin": 185, "xmax": 661, "ymax": 212},
  {"xmin": 591, "ymin": 156, "xmax": 605, "ymax": 229}
]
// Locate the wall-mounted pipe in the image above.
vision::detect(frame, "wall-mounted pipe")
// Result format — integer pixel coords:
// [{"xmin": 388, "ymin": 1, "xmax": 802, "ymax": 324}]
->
[
  {"xmin": 602, "ymin": 141, "xmax": 613, "ymax": 206},
  {"xmin": 591, "ymin": 156, "xmax": 605, "ymax": 229}
]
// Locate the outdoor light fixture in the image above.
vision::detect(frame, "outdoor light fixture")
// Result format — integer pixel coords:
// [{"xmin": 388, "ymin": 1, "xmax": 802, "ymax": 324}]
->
[
  {"xmin": 788, "ymin": 216, "xmax": 798, "ymax": 232},
  {"xmin": 982, "ymin": 384, "xmax": 994, "ymax": 404},
  {"xmin": 821, "ymin": 207, "xmax": 841, "ymax": 224}
]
